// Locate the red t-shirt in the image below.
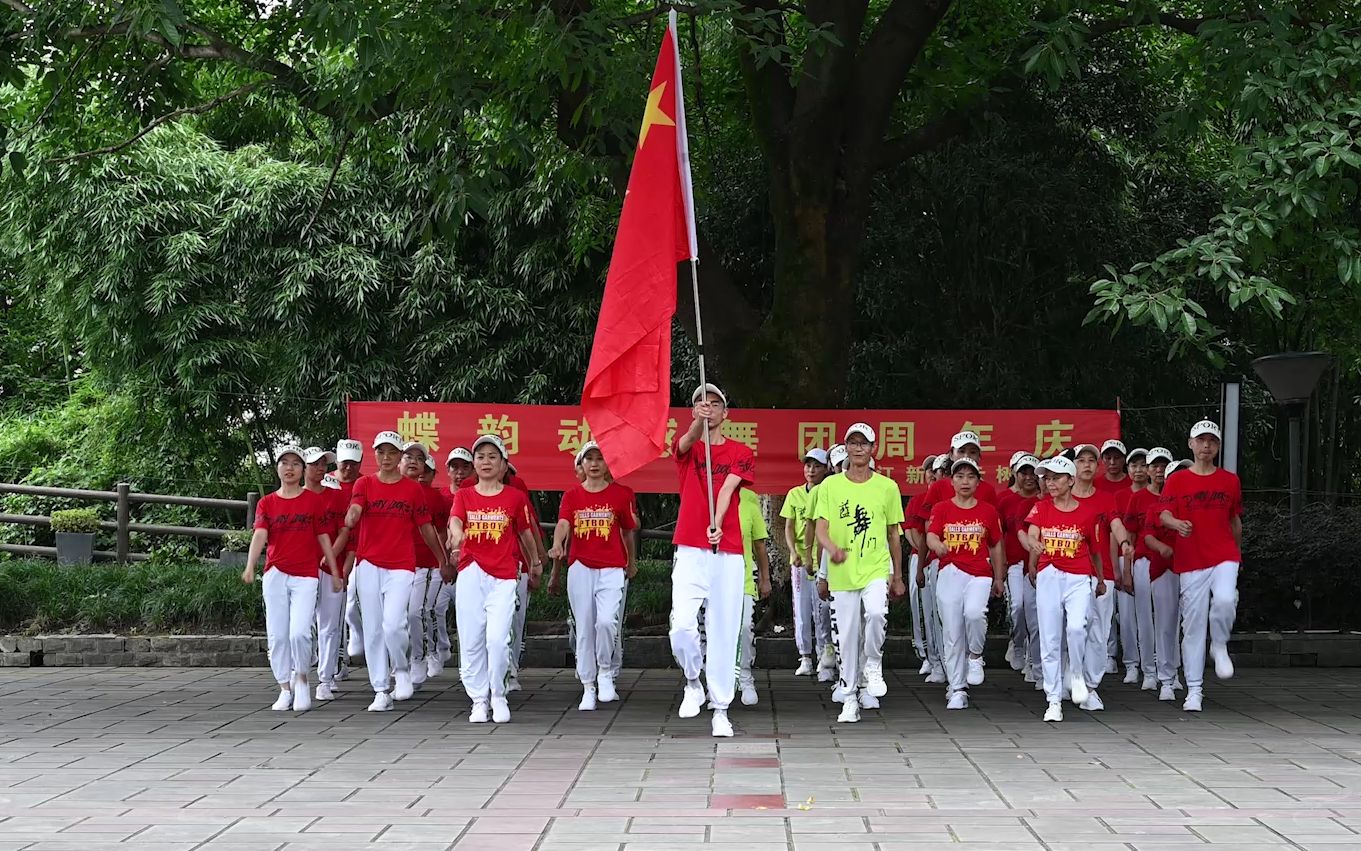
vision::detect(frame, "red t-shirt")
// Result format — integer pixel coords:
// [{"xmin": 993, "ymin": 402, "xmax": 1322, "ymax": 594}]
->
[
  {"xmin": 673, "ymin": 437, "xmax": 756, "ymax": 555},
  {"xmin": 903, "ymin": 492, "xmax": 927, "ymax": 538},
  {"xmin": 1075, "ymin": 488, "xmax": 1119, "ymax": 579},
  {"xmin": 914, "ymin": 476, "xmax": 997, "ymax": 523},
  {"xmin": 1116, "ymin": 486, "xmax": 1150, "ymax": 558},
  {"xmin": 1024, "ymin": 499, "xmax": 1104, "ymax": 576},
  {"xmin": 558, "ymin": 482, "xmax": 637, "ymax": 569},
  {"xmin": 1159, "ymin": 467, "xmax": 1243, "ymax": 573},
  {"xmin": 1095, "ymin": 474, "xmax": 1133, "ymax": 495},
  {"xmin": 1132, "ymin": 489, "xmax": 1175, "ymax": 580},
  {"xmin": 350, "ymin": 475, "xmax": 432, "ymax": 571},
  {"xmin": 460, "ymin": 473, "xmax": 540, "ymax": 566},
  {"xmin": 996, "ymin": 490, "xmax": 1040, "ymax": 566},
  {"xmin": 254, "ymin": 490, "xmax": 327, "ymax": 578},
  {"xmin": 409, "ymin": 483, "xmax": 450, "ymax": 569},
  {"xmin": 927, "ymin": 499, "xmax": 1003, "ymax": 578},
  {"xmin": 450, "ymin": 484, "xmax": 532, "ymax": 580}
]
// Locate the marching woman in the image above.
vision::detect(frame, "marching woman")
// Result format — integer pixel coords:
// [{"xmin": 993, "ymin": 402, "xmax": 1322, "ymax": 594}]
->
[
  {"xmin": 547, "ymin": 441, "xmax": 637, "ymax": 711},
  {"xmin": 1115, "ymin": 447, "xmax": 1151, "ymax": 685},
  {"xmin": 814, "ymin": 424, "xmax": 905, "ymax": 723},
  {"xmin": 927, "ymin": 457, "xmax": 1005, "ymax": 710},
  {"xmin": 916, "ymin": 451, "xmax": 956, "ymax": 685},
  {"xmin": 301, "ymin": 447, "xmax": 344, "ymax": 701},
  {"xmin": 341, "ymin": 431, "xmax": 446, "ymax": 712},
  {"xmin": 780, "ymin": 448, "xmax": 829, "ymax": 677},
  {"xmin": 329, "ymin": 439, "xmax": 364, "ymax": 686},
  {"xmin": 903, "ymin": 455, "xmax": 936, "ymax": 674},
  {"xmin": 999, "ymin": 454, "xmax": 1042, "ymax": 682},
  {"xmin": 1026, "ymin": 456, "xmax": 1107, "ymax": 723},
  {"xmin": 1159, "ymin": 421, "xmax": 1242, "ymax": 713},
  {"xmin": 402, "ymin": 444, "xmax": 448, "ymax": 691},
  {"xmin": 448, "ymin": 434, "xmax": 543, "ymax": 723},
  {"xmin": 737, "ymin": 487, "xmax": 773, "ymax": 706},
  {"xmin": 242, "ymin": 446, "xmax": 342, "ymax": 712},
  {"xmin": 432, "ymin": 447, "xmax": 475, "ymax": 670},
  {"xmin": 1135, "ymin": 447, "xmax": 1182, "ymax": 700}
]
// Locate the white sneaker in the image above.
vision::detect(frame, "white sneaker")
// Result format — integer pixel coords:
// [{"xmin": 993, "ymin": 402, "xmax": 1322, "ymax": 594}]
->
[
  {"xmin": 1044, "ymin": 702, "xmax": 1063, "ymax": 722},
  {"xmin": 271, "ymin": 689, "xmax": 293, "ymax": 711},
  {"xmin": 410, "ymin": 665, "xmax": 427, "ymax": 688},
  {"xmin": 315, "ymin": 683, "xmax": 336, "ymax": 702},
  {"xmin": 795, "ymin": 656, "xmax": 815, "ymax": 676},
  {"xmin": 1023, "ymin": 667, "xmax": 1036, "ymax": 684},
  {"xmin": 1004, "ymin": 642, "xmax": 1016, "ymax": 668},
  {"xmin": 946, "ymin": 690, "xmax": 969, "ymax": 710},
  {"xmin": 837, "ymin": 695, "xmax": 860, "ymax": 723},
  {"xmin": 859, "ymin": 690, "xmax": 880, "ymax": 710},
  {"xmin": 597, "ymin": 675, "xmax": 619, "ymax": 703},
  {"xmin": 338, "ymin": 664, "xmax": 350, "ymax": 682},
  {"xmin": 679, "ymin": 681, "xmax": 705, "ymax": 718},
  {"xmin": 830, "ymin": 683, "xmax": 848, "ymax": 704},
  {"xmin": 1069, "ymin": 674, "xmax": 1089, "ymax": 706},
  {"xmin": 966, "ymin": 657, "xmax": 985, "ymax": 686},
  {"xmin": 1211, "ymin": 644, "xmax": 1234, "ymax": 679},
  {"xmin": 711, "ymin": 709, "xmax": 734, "ymax": 737},
  {"xmin": 393, "ymin": 671, "xmax": 414, "ymax": 702},
  {"xmin": 1182, "ymin": 689, "xmax": 1203, "ymax": 712},
  {"xmin": 441, "ymin": 648, "xmax": 453, "ymax": 663},
  {"xmin": 1123, "ymin": 666, "xmax": 1140, "ymax": 684},
  {"xmin": 507, "ymin": 675, "xmax": 522, "ymax": 693},
  {"xmin": 1080, "ymin": 691, "xmax": 1104, "ymax": 711},
  {"xmin": 925, "ymin": 665, "xmax": 947, "ymax": 684},
  {"xmin": 579, "ymin": 686, "xmax": 597, "ymax": 711},
  {"xmin": 491, "ymin": 697, "xmax": 511, "ymax": 723},
  {"xmin": 1173, "ymin": 676, "xmax": 1185, "ymax": 690},
  {"xmin": 346, "ymin": 637, "xmax": 363, "ymax": 658},
  {"xmin": 367, "ymin": 692, "xmax": 393, "ymax": 712},
  {"xmin": 1106, "ymin": 657, "xmax": 1119, "ymax": 674},
  {"xmin": 740, "ymin": 683, "xmax": 758, "ymax": 706},
  {"xmin": 1159, "ymin": 685, "xmax": 1176, "ymax": 702},
  {"xmin": 817, "ymin": 645, "xmax": 837, "ymax": 677},
  {"xmin": 1141, "ymin": 675, "xmax": 1158, "ymax": 691},
  {"xmin": 469, "ymin": 701, "xmax": 489, "ymax": 723},
  {"xmin": 864, "ymin": 664, "xmax": 888, "ymax": 698},
  {"xmin": 1034, "ymin": 677, "xmax": 1044, "ymax": 692},
  {"xmin": 426, "ymin": 655, "xmax": 443, "ymax": 679},
  {"xmin": 918, "ymin": 659, "xmax": 932, "ymax": 676},
  {"xmin": 291, "ymin": 679, "xmax": 312, "ymax": 712}
]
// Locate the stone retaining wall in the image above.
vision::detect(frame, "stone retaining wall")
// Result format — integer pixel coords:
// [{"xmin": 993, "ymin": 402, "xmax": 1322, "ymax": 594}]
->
[{"xmin": 4, "ymin": 632, "xmax": 1361, "ymax": 668}]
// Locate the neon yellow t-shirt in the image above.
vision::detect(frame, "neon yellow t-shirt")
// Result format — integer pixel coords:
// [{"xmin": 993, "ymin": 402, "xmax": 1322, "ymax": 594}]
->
[
  {"xmin": 813, "ymin": 472, "xmax": 904, "ymax": 591},
  {"xmin": 779, "ymin": 484, "xmax": 814, "ymax": 563},
  {"xmin": 740, "ymin": 489, "xmax": 768, "ymax": 598}
]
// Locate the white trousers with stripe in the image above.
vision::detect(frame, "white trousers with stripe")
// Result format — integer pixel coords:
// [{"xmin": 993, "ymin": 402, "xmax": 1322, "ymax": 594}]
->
[
  {"xmin": 830, "ymin": 579, "xmax": 888, "ymax": 699},
  {"xmin": 669, "ymin": 546, "xmax": 743, "ymax": 711}
]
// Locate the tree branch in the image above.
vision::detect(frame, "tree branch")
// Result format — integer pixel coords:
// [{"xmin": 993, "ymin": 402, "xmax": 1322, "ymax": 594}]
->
[
  {"xmin": 1087, "ymin": 12, "xmax": 1205, "ymax": 39},
  {"xmin": 51, "ymin": 81, "xmax": 263, "ymax": 162},
  {"xmin": 1, "ymin": 0, "xmax": 35, "ymax": 14},
  {"xmin": 302, "ymin": 129, "xmax": 353, "ymax": 238},
  {"xmin": 875, "ymin": 107, "xmax": 976, "ymax": 169}
]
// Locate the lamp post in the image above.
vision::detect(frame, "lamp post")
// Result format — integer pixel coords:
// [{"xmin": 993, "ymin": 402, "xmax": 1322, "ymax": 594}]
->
[{"xmin": 1251, "ymin": 352, "xmax": 1333, "ymax": 535}]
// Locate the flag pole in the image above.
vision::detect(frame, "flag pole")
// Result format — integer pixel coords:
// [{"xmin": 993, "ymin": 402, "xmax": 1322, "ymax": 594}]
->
[{"xmin": 670, "ymin": 10, "xmax": 718, "ymax": 552}]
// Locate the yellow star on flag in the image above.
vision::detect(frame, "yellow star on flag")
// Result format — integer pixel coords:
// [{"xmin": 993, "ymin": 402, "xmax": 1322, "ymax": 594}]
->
[{"xmin": 637, "ymin": 81, "xmax": 675, "ymax": 149}]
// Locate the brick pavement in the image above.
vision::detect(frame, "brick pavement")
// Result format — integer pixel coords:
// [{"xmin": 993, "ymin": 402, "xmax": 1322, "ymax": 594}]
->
[{"xmin": 2, "ymin": 666, "xmax": 1361, "ymax": 850}]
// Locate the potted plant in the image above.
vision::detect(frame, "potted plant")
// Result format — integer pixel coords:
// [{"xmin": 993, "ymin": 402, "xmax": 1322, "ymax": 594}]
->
[
  {"xmin": 50, "ymin": 508, "xmax": 100, "ymax": 565},
  {"xmin": 219, "ymin": 530, "xmax": 253, "ymax": 568}
]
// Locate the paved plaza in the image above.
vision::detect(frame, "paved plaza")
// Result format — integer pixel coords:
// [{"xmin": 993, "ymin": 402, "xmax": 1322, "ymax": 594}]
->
[{"xmin": 2, "ymin": 666, "xmax": 1361, "ymax": 850}]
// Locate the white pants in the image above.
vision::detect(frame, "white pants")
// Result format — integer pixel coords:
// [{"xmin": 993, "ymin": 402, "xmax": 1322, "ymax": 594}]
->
[
  {"xmin": 936, "ymin": 565, "xmax": 991, "ymax": 694},
  {"xmin": 813, "ymin": 554, "xmax": 833, "ymax": 651},
  {"xmin": 1036, "ymin": 569, "xmax": 1093, "ymax": 704},
  {"xmin": 830, "ymin": 579, "xmax": 888, "ymax": 698},
  {"xmin": 739, "ymin": 595, "xmax": 757, "ymax": 688},
  {"xmin": 1006, "ymin": 562, "xmax": 1031, "ymax": 664},
  {"xmin": 344, "ymin": 572, "xmax": 364, "ymax": 657},
  {"xmin": 567, "ymin": 562, "xmax": 626, "ymax": 684},
  {"xmin": 792, "ymin": 562, "xmax": 816, "ymax": 656},
  {"xmin": 456, "ymin": 562, "xmax": 518, "ymax": 703},
  {"xmin": 407, "ymin": 568, "xmax": 442, "ymax": 678},
  {"xmin": 263, "ymin": 570, "xmax": 318, "ymax": 684},
  {"xmin": 1179, "ymin": 561, "xmax": 1239, "ymax": 690},
  {"xmin": 435, "ymin": 581, "xmax": 454, "ymax": 659},
  {"xmin": 908, "ymin": 553, "xmax": 926, "ymax": 656},
  {"xmin": 510, "ymin": 572, "xmax": 529, "ymax": 679},
  {"xmin": 1131, "ymin": 558, "xmax": 1157, "ymax": 679},
  {"xmin": 315, "ymin": 570, "xmax": 344, "ymax": 685},
  {"xmin": 1153, "ymin": 570, "xmax": 1181, "ymax": 685},
  {"xmin": 609, "ymin": 579, "xmax": 628, "ymax": 678},
  {"xmin": 1084, "ymin": 578, "xmax": 1115, "ymax": 688},
  {"xmin": 669, "ymin": 546, "xmax": 744, "ymax": 710},
  {"xmin": 922, "ymin": 558, "xmax": 943, "ymax": 665},
  {"xmin": 1117, "ymin": 585, "xmax": 1138, "ymax": 667},
  {"xmin": 355, "ymin": 560, "xmax": 415, "ymax": 693}
]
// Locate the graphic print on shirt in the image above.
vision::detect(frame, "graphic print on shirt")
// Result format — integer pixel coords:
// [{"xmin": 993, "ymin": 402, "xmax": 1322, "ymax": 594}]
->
[
  {"xmin": 838, "ymin": 498, "xmax": 880, "ymax": 558},
  {"xmin": 691, "ymin": 452, "xmax": 756, "ymax": 490},
  {"xmin": 1041, "ymin": 524, "xmax": 1085, "ymax": 560},
  {"xmin": 571, "ymin": 506, "xmax": 617, "ymax": 540},
  {"xmin": 943, "ymin": 521, "xmax": 987, "ymax": 554},
  {"xmin": 465, "ymin": 509, "xmax": 512, "ymax": 544}
]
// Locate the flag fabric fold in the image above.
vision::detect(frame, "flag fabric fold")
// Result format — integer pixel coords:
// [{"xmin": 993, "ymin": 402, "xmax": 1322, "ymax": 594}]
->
[{"xmin": 581, "ymin": 17, "xmax": 695, "ymax": 480}]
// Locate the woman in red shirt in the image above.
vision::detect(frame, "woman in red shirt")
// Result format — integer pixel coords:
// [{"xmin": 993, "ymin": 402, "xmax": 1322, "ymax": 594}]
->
[
  {"xmin": 241, "ymin": 446, "xmax": 341, "ymax": 713},
  {"xmin": 342, "ymin": 431, "xmax": 445, "ymax": 712},
  {"xmin": 400, "ymin": 443, "xmax": 449, "ymax": 692},
  {"xmin": 548, "ymin": 441, "xmax": 638, "ymax": 711},
  {"xmin": 432, "ymin": 446, "xmax": 475, "ymax": 669},
  {"xmin": 448, "ymin": 434, "xmax": 543, "ymax": 724},
  {"xmin": 1137, "ymin": 447, "xmax": 1183, "ymax": 702},
  {"xmin": 927, "ymin": 457, "xmax": 1005, "ymax": 710},
  {"xmin": 999, "ymin": 453, "xmax": 1042, "ymax": 684},
  {"xmin": 1026, "ymin": 456, "xmax": 1107, "ymax": 723}
]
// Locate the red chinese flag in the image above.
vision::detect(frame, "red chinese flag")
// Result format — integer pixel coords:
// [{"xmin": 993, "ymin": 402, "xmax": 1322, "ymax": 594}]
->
[{"xmin": 581, "ymin": 19, "xmax": 695, "ymax": 480}]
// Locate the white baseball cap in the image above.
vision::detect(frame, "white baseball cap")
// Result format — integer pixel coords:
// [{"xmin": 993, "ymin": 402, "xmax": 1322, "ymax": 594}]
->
[
  {"xmin": 424, "ymin": 455, "xmax": 437, "ymax": 472},
  {"xmin": 1072, "ymin": 443, "xmax": 1100, "ymax": 459},
  {"xmin": 400, "ymin": 441, "xmax": 429, "ymax": 460},
  {"xmin": 802, "ymin": 447, "xmax": 829, "ymax": 466},
  {"xmin": 1009, "ymin": 450, "xmax": 1028, "ymax": 468},
  {"xmin": 336, "ymin": 439, "xmax": 363, "ymax": 463},
  {"xmin": 372, "ymin": 430, "xmax": 403, "ymax": 450},
  {"xmin": 1168, "ymin": 458, "xmax": 1194, "ymax": 475},
  {"xmin": 829, "ymin": 444, "xmax": 848, "ymax": 468},
  {"xmin": 1100, "ymin": 439, "xmax": 1127, "ymax": 457},
  {"xmin": 921, "ymin": 453, "xmax": 938, "ymax": 471},
  {"xmin": 1126, "ymin": 447, "xmax": 1149, "ymax": 462},
  {"xmin": 472, "ymin": 434, "xmax": 509, "ymax": 459},
  {"xmin": 1014, "ymin": 454, "xmax": 1040, "ymax": 471},
  {"xmin": 276, "ymin": 444, "xmax": 305, "ymax": 463},
  {"xmin": 575, "ymin": 440, "xmax": 601, "ymax": 467},
  {"xmin": 932, "ymin": 454, "xmax": 951, "ymax": 472},
  {"xmin": 1041, "ymin": 456, "xmax": 1077, "ymax": 477},
  {"xmin": 691, "ymin": 383, "xmax": 728, "ymax": 406},
  {"xmin": 1146, "ymin": 447, "xmax": 1174, "ymax": 465},
  {"xmin": 951, "ymin": 431, "xmax": 982, "ymax": 451},
  {"xmin": 844, "ymin": 422, "xmax": 876, "ymax": 443},
  {"xmin": 321, "ymin": 472, "xmax": 341, "ymax": 490},
  {"xmin": 1190, "ymin": 419, "xmax": 1222, "ymax": 439},
  {"xmin": 302, "ymin": 447, "xmax": 336, "ymax": 465},
  {"xmin": 446, "ymin": 447, "xmax": 473, "ymax": 465},
  {"xmin": 951, "ymin": 457, "xmax": 982, "ymax": 475}
]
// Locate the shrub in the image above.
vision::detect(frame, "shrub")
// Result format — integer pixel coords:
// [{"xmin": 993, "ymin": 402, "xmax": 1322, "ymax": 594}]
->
[
  {"xmin": 49, "ymin": 508, "xmax": 100, "ymax": 534},
  {"xmin": 220, "ymin": 530, "xmax": 252, "ymax": 553}
]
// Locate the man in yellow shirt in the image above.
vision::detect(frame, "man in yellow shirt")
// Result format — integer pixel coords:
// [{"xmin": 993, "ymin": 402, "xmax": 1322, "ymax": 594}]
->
[
  {"xmin": 806, "ymin": 444, "xmax": 846, "ymax": 682},
  {"xmin": 738, "ymin": 489, "xmax": 772, "ymax": 706},
  {"xmin": 780, "ymin": 448, "xmax": 829, "ymax": 676},
  {"xmin": 814, "ymin": 424, "xmax": 906, "ymax": 723}
]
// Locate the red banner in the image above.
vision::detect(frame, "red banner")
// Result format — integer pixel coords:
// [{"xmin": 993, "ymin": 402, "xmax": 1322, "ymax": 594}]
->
[{"xmin": 346, "ymin": 402, "xmax": 1119, "ymax": 496}]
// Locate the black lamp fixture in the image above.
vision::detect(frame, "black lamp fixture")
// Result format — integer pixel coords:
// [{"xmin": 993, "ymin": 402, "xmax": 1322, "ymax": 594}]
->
[{"xmin": 1251, "ymin": 352, "xmax": 1333, "ymax": 535}]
